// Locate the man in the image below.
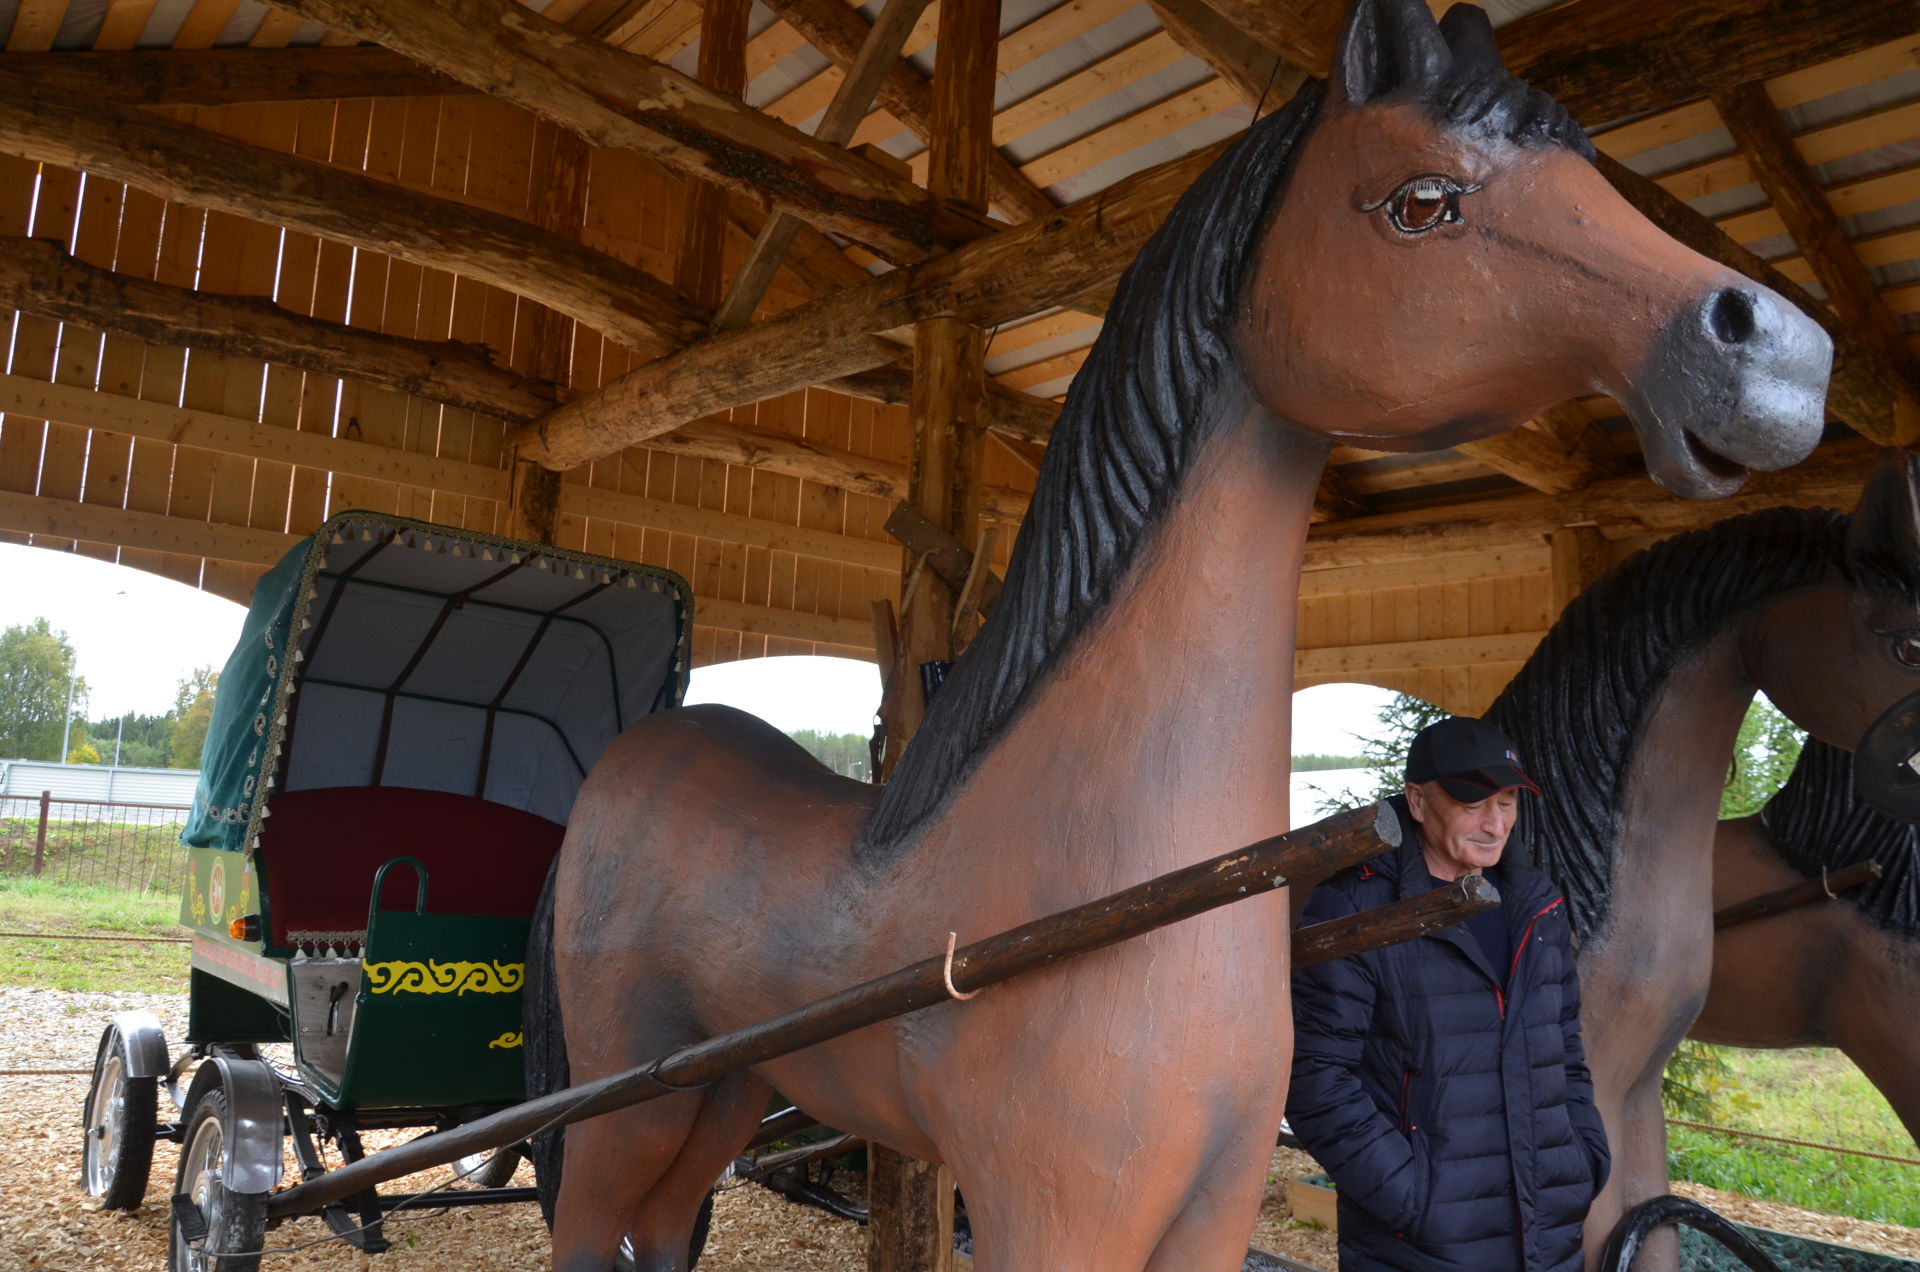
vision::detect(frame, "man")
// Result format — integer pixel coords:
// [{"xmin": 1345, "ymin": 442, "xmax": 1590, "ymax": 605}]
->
[{"xmin": 1287, "ymin": 716, "xmax": 1609, "ymax": 1271}]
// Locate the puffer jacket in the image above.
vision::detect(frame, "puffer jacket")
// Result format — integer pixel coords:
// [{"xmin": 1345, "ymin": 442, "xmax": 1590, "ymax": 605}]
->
[{"xmin": 1286, "ymin": 797, "xmax": 1609, "ymax": 1271}]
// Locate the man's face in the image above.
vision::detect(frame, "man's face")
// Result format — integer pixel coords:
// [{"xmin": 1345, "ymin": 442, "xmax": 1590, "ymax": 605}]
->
[{"xmin": 1404, "ymin": 780, "xmax": 1519, "ymax": 880}]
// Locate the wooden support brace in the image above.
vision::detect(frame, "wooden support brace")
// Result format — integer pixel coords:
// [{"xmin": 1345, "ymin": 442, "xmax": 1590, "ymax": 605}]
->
[
  {"xmin": 884, "ymin": 502, "xmax": 1001, "ymax": 620},
  {"xmin": 950, "ymin": 527, "xmax": 1000, "ymax": 645}
]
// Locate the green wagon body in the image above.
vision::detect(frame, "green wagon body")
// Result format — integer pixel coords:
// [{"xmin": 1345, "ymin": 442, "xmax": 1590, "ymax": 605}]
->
[{"xmin": 174, "ymin": 510, "xmax": 692, "ymax": 1113}]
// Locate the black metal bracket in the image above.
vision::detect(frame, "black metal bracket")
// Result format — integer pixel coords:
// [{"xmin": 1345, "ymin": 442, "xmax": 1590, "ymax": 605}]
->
[
  {"xmin": 284, "ymin": 1096, "xmax": 390, "ymax": 1255},
  {"xmin": 1599, "ymin": 1195, "xmax": 1785, "ymax": 1272}
]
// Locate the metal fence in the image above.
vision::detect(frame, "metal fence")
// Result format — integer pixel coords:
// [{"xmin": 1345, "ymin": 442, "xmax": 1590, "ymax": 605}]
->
[{"xmin": 0, "ymin": 793, "xmax": 191, "ymax": 894}]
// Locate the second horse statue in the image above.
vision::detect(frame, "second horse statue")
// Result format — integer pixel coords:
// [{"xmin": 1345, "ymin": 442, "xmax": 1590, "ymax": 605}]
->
[{"xmin": 530, "ymin": 1, "xmax": 1834, "ymax": 1268}]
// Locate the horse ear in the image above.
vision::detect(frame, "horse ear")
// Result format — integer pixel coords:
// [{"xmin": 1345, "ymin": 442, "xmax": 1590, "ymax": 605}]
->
[
  {"xmin": 1844, "ymin": 448, "xmax": 1920, "ymax": 577},
  {"xmin": 1437, "ymin": 5, "xmax": 1503, "ymax": 77},
  {"xmin": 1332, "ymin": 0, "xmax": 1452, "ymax": 107}
]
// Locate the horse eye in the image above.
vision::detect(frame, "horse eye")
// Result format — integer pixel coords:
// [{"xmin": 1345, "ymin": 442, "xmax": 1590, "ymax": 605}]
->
[
  {"xmin": 1894, "ymin": 633, "xmax": 1920, "ymax": 668},
  {"xmin": 1370, "ymin": 175, "xmax": 1477, "ymax": 236}
]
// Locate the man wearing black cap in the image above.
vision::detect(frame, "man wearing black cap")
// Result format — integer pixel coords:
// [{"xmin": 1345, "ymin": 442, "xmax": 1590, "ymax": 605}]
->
[{"xmin": 1286, "ymin": 716, "xmax": 1609, "ymax": 1272}]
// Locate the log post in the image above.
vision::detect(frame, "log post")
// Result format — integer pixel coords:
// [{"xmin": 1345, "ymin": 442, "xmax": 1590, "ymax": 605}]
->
[
  {"xmin": 677, "ymin": 0, "xmax": 753, "ymax": 312},
  {"xmin": 1547, "ymin": 525, "xmax": 1612, "ymax": 617},
  {"xmin": 870, "ymin": 1, "xmax": 1001, "ymax": 1266},
  {"xmin": 505, "ymin": 122, "xmax": 592, "ymax": 544}
]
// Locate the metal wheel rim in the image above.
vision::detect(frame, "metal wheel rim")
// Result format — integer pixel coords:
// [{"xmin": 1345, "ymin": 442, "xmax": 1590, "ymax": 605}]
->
[
  {"xmin": 83, "ymin": 1052, "xmax": 125, "ymax": 1195},
  {"xmin": 176, "ymin": 1113, "xmax": 227, "ymax": 1272}
]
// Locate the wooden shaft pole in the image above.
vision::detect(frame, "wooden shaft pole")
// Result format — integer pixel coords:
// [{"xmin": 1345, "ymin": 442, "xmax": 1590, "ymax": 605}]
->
[
  {"xmin": 264, "ymin": 801, "xmax": 1399, "ymax": 1221},
  {"xmin": 1712, "ymin": 859, "xmax": 1883, "ymax": 930},
  {"xmin": 1294, "ymin": 874, "xmax": 1500, "ymax": 967}
]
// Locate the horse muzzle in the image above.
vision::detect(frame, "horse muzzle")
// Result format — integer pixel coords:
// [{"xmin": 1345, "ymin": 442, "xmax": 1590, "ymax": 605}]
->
[
  {"xmin": 1855, "ymin": 687, "xmax": 1920, "ymax": 822},
  {"xmin": 1620, "ymin": 285, "xmax": 1832, "ymax": 500}
]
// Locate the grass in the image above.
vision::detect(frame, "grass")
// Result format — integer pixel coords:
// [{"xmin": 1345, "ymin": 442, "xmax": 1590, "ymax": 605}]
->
[
  {"xmin": 1668, "ymin": 1047, "xmax": 1920, "ymax": 1227},
  {"xmin": 0, "ymin": 876, "xmax": 190, "ymax": 994}
]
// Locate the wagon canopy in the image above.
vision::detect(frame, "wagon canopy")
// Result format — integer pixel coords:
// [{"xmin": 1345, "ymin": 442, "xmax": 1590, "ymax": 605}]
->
[{"xmin": 184, "ymin": 511, "xmax": 692, "ymax": 855}]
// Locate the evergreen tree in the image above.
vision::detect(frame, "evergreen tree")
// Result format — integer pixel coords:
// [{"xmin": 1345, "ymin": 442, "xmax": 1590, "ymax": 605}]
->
[{"xmin": 786, "ymin": 729, "xmax": 873, "ymax": 780}]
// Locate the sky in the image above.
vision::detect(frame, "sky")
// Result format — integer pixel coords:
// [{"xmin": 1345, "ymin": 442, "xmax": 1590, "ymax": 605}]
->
[{"xmin": 0, "ymin": 541, "xmax": 1399, "ymax": 748}]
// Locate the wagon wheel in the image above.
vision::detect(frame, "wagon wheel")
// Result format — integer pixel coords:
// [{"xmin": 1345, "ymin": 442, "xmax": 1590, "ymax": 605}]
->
[
  {"xmin": 81, "ymin": 1021, "xmax": 158, "ymax": 1210},
  {"xmin": 167, "ymin": 1086, "xmax": 269, "ymax": 1272}
]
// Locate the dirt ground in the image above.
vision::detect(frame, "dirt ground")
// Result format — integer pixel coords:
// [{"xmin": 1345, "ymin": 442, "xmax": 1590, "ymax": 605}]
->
[{"xmin": 4, "ymin": 987, "xmax": 1915, "ymax": 1271}]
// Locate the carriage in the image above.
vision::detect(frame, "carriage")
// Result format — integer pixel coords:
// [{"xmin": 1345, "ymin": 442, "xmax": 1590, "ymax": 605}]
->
[{"xmin": 77, "ymin": 509, "xmax": 694, "ymax": 1268}]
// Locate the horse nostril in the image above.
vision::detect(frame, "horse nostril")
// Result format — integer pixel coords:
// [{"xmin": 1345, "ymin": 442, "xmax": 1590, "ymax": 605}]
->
[{"xmin": 1707, "ymin": 289, "xmax": 1758, "ymax": 345}]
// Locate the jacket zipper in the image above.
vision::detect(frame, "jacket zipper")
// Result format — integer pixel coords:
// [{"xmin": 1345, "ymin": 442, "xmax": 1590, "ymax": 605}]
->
[
  {"xmin": 1494, "ymin": 897, "xmax": 1565, "ymax": 1019},
  {"xmin": 1399, "ymin": 1067, "xmax": 1419, "ymax": 1135}
]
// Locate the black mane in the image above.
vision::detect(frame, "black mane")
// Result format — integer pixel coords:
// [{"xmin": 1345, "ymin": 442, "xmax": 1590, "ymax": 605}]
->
[
  {"xmin": 1760, "ymin": 739, "xmax": 1920, "ymax": 941},
  {"xmin": 860, "ymin": 85, "xmax": 1325, "ymax": 855},
  {"xmin": 1487, "ymin": 508, "xmax": 1859, "ymax": 943}
]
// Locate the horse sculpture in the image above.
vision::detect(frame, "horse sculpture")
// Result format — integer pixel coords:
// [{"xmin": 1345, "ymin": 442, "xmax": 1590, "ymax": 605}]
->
[
  {"xmin": 1485, "ymin": 450, "xmax": 1920, "ymax": 1270},
  {"xmin": 531, "ymin": 1, "xmax": 1833, "ymax": 1267},
  {"xmin": 1694, "ymin": 736, "xmax": 1920, "ymax": 1142}
]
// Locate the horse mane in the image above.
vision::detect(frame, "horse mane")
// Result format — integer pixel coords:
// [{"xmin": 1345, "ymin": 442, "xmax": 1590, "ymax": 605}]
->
[
  {"xmin": 1486, "ymin": 507, "xmax": 1864, "ymax": 943},
  {"xmin": 1759, "ymin": 738, "xmax": 1920, "ymax": 941},
  {"xmin": 858, "ymin": 84, "xmax": 1324, "ymax": 854}
]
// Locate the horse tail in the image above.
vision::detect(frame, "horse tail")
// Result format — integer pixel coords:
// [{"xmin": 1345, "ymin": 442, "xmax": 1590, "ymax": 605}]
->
[{"xmin": 523, "ymin": 854, "xmax": 567, "ymax": 1229}]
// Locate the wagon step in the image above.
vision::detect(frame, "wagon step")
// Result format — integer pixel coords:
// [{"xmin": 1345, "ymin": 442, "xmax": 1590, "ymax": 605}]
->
[{"xmin": 266, "ymin": 801, "xmax": 1402, "ymax": 1222}]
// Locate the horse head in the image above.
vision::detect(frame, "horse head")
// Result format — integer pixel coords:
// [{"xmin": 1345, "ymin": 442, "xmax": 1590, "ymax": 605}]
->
[
  {"xmin": 1237, "ymin": 0, "xmax": 1830, "ymax": 498},
  {"xmin": 1741, "ymin": 453, "xmax": 1920, "ymax": 799}
]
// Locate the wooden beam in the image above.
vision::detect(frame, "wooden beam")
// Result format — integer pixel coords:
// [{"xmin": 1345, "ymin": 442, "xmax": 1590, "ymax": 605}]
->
[
  {"xmin": 1595, "ymin": 151, "xmax": 1909, "ymax": 446},
  {"xmin": 696, "ymin": 597, "xmax": 878, "ymax": 651},
  {"xmin": 0, "ymin": 48, "xmax": 469, "ymax": 105},
  {"xmin": 676, "ymin": 0, "xmax": 754, "ymax": 312},
  {"xmin": 1295, "ymin": 632, "xmax": 1547, "ymax": 678},
  {"xmin": 1304, "ymin": 443, "xmax": 1880, "ymax": 570},
  {"xmin": 1453, "ymin": 425, "xmax": 1602, "ymax": 496},
  {"xmin": 1548, "ymin": 525, "xmax": 1612, "ymax": 615},
  {"xmin": 509, "ymin": 138, "xmax": 1234, "ymax": 468},
  {"xmin": 563, "ymin": 481, "xmax": 901, "ymax": 571},
  {"xmin": 0, "ymin": 372, "xmax": 511, "ymax": 501},
  {"xmin": 713, "ymin": 0, "xmax": 937, "ymax": 332},
  {"xmin": 1503, "ymin": 0, "xmax": 1920, "ymax": 131},
  {"xmin": 1299, "ymin": 546, "xmax": 1549, "ymax": 597},
  {"xmin": 645, "ymin": 418, "xmax": 913, "ymax": 501},
  {"xmin": 1147, "ymin": 0, "xmax": 1306, "ymax": 110},
  {"xmin": 758, "ymin": 0, "xmax": 1054, "ymax": 222},
  {"xmin": 1189, "ymin": 0, "xmax": 1339, "ymax": 78},
  {"xmin": 262, "ymin": 0, "xmax": 994, "ymax": 264},
  {"xmin": 506, "ymin": 122, "xmax": 595, "ymax": 544},
  {"xmin": 0, "ymin": 489, "xmax": 299, "ymax": 565},
  {"xmin": 1712, "ymin": 81, "xmax": 1920, "ymax": 446},
  {"xmin": 0, "ymin": 74, "xmax": 712, "ymax": 358},
  {"xmin": 0, "ymin": 236, "xmax": 557, "ymax": 423}
]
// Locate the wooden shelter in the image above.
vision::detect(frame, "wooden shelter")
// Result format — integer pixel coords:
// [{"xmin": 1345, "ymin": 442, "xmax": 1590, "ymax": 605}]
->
[{"xmin": 0, "ymin": 0, "xmax": 1914, "ymax": 719}]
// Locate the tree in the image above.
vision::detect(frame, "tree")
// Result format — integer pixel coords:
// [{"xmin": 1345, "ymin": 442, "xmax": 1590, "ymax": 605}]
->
[
  {"xmin": 67, "ymin": 740, "xmax": 102, "ymax": 765},
  {"xmin": 0, "ymin": 618, "xmax": 86, "ymax": 761},
  {"xmin": 167, "ymin": 667, "xmax": 219, "ymax": 769},
  {"xmin": 1720, "ymin": 695, "xmax": 1805, "ymax": 818},
  {"xmin": 787, "ymin": 729, "xmax": 872, "ymax": 780}
]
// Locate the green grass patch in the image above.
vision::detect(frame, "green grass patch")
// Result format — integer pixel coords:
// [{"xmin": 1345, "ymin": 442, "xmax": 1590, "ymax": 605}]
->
[
  {"xmin": 0, "ymin": 877, "xmax": 189, "ymax": 993},
  {"xmin": 1667, "ymin": 1047, "xmax": 1920, "ymax": 1227}
]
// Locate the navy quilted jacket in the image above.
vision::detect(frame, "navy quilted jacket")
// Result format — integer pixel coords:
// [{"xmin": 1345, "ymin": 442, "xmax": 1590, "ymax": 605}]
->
[{"xmin": 1286, "ymin": 798, "xmax": 1609, "ymax": 1271}]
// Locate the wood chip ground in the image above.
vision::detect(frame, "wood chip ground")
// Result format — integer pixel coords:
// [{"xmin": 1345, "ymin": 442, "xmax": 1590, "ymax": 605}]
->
[{"xmin": 3, "ymin": 989, "xmax": 1913, "ymax": 1270}]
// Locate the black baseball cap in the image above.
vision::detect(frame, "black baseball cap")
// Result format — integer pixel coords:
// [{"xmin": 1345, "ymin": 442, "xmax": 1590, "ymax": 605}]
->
[{"xmin": 1405, "ymin": 716, "xmax": 1541, "ymax": 802}]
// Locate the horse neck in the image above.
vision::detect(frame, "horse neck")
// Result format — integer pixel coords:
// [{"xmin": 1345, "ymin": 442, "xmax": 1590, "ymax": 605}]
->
[
  {"xmin": 1488, "ymin": 510, "xmax": 1844, "ymax": 944},
  {"xmin": 930, "ymin": 406, "xmax": 1328, "ymax": 880}
]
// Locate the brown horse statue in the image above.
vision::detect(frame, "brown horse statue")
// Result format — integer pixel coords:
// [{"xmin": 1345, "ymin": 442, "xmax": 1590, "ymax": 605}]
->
[
  {"xmin": 1694, "ymin": 736, "xmax": 1920, "ymax": 1143},
  {"xmin": 1485, "ymin": 451, "xmax": 1920, "ymax": 1270},
  {"xmin": 530, "ymin": 1, "xmax": 1832, "ymax": 1267}
]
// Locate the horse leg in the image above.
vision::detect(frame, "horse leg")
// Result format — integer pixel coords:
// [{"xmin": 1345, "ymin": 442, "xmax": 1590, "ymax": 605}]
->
[
  {"xmin": 1583, "ymin": 1073, "xmax": 1677, "ymax": 1272},
  {"xmin": 1141, "ymin": 1124, "xmax": 1281, "ymax": 1272},
  {"xmin": 624, "ymin": 1070, "xmax": 772, "ymax": 1271},
  {"xmin": 549, "ymin": 1089, "xmax": 709, "ymax": 1272}
]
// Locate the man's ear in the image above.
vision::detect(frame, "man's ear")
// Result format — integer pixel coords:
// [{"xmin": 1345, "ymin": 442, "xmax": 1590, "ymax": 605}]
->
[{"xmin": 1403, "ymin": 781, "xmax": 1426, "ymax": 823}]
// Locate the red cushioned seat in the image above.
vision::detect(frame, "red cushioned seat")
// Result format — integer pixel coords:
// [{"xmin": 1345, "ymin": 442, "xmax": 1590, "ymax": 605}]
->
[{"xmin": 257, "ymin": 786, "xmax": 564, "ymax": 949}]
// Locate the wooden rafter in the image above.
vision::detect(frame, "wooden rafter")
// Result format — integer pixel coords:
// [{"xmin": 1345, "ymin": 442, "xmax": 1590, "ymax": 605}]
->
[
  {"xmin": 675, "ymin": 0, "xmax": 753, "ymax": 311},
  {"xmin": 0, "ymin": 75, "xmax": 712, "ymax": 357},
  {"xmin": 509, "ymin": 138, "xmax": 1234, "ymax": 468},
  {"xmin": 261, "ymin": 0, "xmax": 994, "ymax": 264},
  {"xmin": 1147, "ymin": 0, "xmax": 1306, "ymax": 110},
  {"xmin": 713, "ymin": 0, "xmax": 936, "ymax": 332},
  {"xmin": 758, "ymin": 0, "xmax": 1054, "ymax": 222},
  {"xmin": 0, "ymin": 48, "xmax": 468, "ymax": 105},
  {"xmin": 0, "ymin": 236, "xmax": 557, "ymax": 423},
  {"xmin": 1712, "ymin": 80, "xmax": 1920, "ymax": 445},
  {"xmin": 1305, "ymin": 444, "xmax": 1880, "ymax": 570},
  {"xmin": 1189, "ymin": 0, "xmax": 1340, "ymax": 77}
]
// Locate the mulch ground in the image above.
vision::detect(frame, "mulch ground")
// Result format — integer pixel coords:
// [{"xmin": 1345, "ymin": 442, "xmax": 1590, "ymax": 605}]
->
[{"xmin": 3, "ymin": 987, "xmax": 1913, "ymax": 1270}]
